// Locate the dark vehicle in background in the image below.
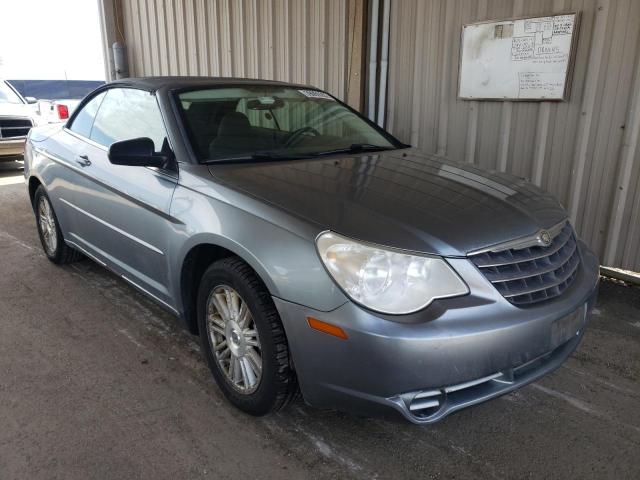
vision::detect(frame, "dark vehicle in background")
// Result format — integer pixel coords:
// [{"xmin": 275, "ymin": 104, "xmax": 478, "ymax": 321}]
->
[
  {"xmin": 23, "ymin": 77, "xmax": 599, "ymax": 424},
  {"xmin": 0, "ymin": 79, "xmax": 41, "ymax": 162}
]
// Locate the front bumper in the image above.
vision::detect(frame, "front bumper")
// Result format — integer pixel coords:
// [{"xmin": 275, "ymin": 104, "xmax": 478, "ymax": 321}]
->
[
  {"xmin": 0, "ymin": 138, "xmax": 26, "ymax": 160},
  {"xmin": 274, "ymin": 241, "xmax": 599, "ymax": 424}
]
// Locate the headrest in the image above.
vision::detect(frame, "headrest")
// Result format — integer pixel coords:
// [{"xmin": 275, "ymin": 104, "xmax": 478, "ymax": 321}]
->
[{"xmin": 217, "ymin": 111, "xmax": 251, "ymax": 137}]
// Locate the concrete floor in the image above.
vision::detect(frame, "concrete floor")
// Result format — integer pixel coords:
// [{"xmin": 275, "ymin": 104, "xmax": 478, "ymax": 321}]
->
[{"xmin": 1, "ymin": 162, "xmax": 639, "ymax": 480}]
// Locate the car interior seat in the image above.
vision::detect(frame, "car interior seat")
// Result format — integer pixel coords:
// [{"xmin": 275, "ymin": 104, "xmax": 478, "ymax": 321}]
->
[{"xmin": 209, "ymin": 111, "xmax": 272, "ymax": 158}]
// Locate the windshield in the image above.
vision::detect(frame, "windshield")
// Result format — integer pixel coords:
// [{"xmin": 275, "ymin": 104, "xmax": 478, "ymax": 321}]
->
[
  {"xmin": 0, "ymin": 81, "xmax": 24, "ymax": 104},
  {"xmin": 176, "ymin": 86, "xmax": 400, "ymax": 162}
]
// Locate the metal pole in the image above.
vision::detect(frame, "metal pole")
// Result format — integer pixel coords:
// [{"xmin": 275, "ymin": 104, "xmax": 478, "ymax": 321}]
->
[
  {"xmin": 112, "ymin": 42, "xmax": 129, "ymax": 79},
  {"xmin": 367, "ymin": 0, "xmax": 380, "ymax": 122},
  {"xmin": 376, "ymin": 0, "xmax": 391, "ymax": 128}
]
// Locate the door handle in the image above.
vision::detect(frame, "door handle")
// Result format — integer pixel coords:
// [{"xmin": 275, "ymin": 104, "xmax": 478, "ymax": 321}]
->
[{"xmin": 75, "ymin": 155, "xmax": 91, "ymax": 167}]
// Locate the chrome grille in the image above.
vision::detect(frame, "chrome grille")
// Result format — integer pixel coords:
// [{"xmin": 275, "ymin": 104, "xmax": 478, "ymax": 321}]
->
[
  {"xmin": 0, "ymin": 117, "xmax": 33, "ymax": 139},
  {"xmin": 470, "ymin": 222, "xmax": 580, "ymax": 306}
]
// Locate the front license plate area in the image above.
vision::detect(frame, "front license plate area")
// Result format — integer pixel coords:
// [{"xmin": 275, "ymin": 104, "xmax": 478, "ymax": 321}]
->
[{"xmin": 550, "ymin": 304, "xmax": 586, "ymax": 349}]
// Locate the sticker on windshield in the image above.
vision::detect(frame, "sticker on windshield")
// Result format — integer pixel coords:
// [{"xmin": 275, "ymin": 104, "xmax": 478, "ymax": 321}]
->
[{"xmin": 298, "ymin": 89, "xmax": 335, "ymax": 100}]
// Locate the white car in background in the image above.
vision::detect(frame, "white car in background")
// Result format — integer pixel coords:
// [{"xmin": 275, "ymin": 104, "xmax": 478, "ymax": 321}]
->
[
  {"xmin": 0, "ymin": 79, "xmax": 43, "ymax": 163},
  {"xmin": 37, "ymin": 98, "xmax": 81, "ymax": 123}
]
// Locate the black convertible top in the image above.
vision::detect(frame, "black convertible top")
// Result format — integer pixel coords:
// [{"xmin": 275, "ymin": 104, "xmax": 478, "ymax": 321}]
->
[{"xmin": 110, "ymin": 76, "xmax": 313, "ymax": 92}]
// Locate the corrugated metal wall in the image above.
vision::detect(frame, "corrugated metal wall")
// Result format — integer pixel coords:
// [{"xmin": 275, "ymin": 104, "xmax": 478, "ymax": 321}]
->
[
  {"xmin": 119, "ymin": 0, "xmax": 362, "ymax": 105},
  {"xmin": 113, "ymin": 0, "xmax": 639, "ymax": 270},
  {"xmin": 387, "ymin": 0, "xmax": 640, "ymax": 270}
]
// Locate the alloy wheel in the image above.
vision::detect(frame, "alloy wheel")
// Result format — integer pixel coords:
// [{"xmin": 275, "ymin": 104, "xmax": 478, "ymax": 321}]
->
[
  {"xmin": 206, "ymin": 285, "xmax": 263, "ymax": 394},
  {"xmin": 38, "ymin": 196, "xmax": 58, "ymax": 256}
]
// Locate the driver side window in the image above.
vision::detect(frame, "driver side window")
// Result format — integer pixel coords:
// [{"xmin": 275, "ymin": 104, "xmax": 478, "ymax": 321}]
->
[
  {"xmin": 90, "ymin": 88, "xmax": 168, "ymax": 151},
  {"xmin": 68, "ymin": 91, "xmax": 107, "ymax": 138}
]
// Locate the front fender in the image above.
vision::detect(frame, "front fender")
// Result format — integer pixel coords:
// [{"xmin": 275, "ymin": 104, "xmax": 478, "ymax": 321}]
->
[{"xmin": 168, "ymin": 181, "xmax": 347, "ymax": 316}]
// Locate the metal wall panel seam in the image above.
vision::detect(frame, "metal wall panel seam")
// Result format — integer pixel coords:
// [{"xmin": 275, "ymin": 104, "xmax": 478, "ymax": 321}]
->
[
  {"xmin": 218, "ymin": 0, "xmax": 232, "ymax": 76},
  {"xmin": 174, "ymin": 0, "xmax": 187, "ymax": 73},
  {"xmin": 229, "ymin": 0, "xmax": 242, "ymax": 77},
  {"xmin": 166, "ymin": 0, "xmax": 179, "ymax": 74},
  {"xmin": 156, "ymin": 0, "xmax": 169, "ymax": 75},
  {"xmin": 496, "ymin": 0, "xmax": 524, "ymax": 173},
  {"xmin": 530, "ymin": 0, "xmax": 568, "ymax": 185},
  {"xmin": 121, "ymin": 0, "xmax": 134, "ymax": 76},
  {"xmin": 209, "ymin": 0, "xmax": 218, "ymax": 74},
  {"xmin": 142, "ymin": 0, "xmax": 152, "ymax": 74},
  {"xmin": 409, "ymin": 0, "xmax": 428, "ymax": 147},
  {"xmin": 129, "ymin": 0, "xmax": 143, "ymax": 76},
  {"xmin": 567, "ymin": 1, "xmax": 610, "ymax": 224},
  {"xmin": 259, "ymin": 0, "xmax": 274, "ymax": 80},
  {"xmin": 436, "ymin": 0, "xmax": 455, "ymax": 156},
  {"xmin": 463, "ymin": 0, "xmax": 487, "ymax": 165},
  {"xmin": 147, "ymin": 0, "xmax": 161, "ymax": 75},
  {"xmin": 194, "ymin": 0, "xmax": 208, "ymax": 75},
  {"xmin": 384, "ymin": 0, "xmax": 397, "ymax": 132},
  {"xmin": 185, "ymin": 0, "xmax": 198, "ymax": 75},
  {"xmin": 243, "ymin": 0, "xmax": 254, "ymax": 78},
  {"xmin": 531, "ymin": 102, "xmax": 550, "ymax": 185}
]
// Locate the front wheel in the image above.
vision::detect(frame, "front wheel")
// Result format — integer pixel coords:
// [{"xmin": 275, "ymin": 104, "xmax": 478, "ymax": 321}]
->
[
  {"xmin": 33, "ymin": 186, "xmax": 82, "ymax": 264},
  {"xmin": 197, "ymin": 257, "xmax": 298, "ymax": 415}
]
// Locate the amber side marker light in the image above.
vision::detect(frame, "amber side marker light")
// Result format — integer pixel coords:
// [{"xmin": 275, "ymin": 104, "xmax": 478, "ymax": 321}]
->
[{"xmin": 307, "ymin": 317, "xmax": 348, "ymax": 340}]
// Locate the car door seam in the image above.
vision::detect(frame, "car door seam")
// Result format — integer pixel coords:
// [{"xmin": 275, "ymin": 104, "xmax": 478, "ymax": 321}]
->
[{"xmin": 59, "ymin": 197, "xmax": 164, "ymax": 255}]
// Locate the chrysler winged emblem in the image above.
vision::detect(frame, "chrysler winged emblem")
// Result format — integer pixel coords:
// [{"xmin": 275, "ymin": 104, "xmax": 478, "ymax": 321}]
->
[{"xmin": 539, "ymin": 230, "xmax": 552, "ymax": 246}]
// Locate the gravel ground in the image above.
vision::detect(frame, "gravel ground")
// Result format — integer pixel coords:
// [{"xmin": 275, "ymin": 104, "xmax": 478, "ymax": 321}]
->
[{"xmin": 1, "ymin": 163, "xmax": 639, "ymax": 479}]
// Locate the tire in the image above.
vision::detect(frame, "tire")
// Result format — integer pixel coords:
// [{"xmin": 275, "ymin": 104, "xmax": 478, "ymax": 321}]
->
[
  {"xmin": 34, "ymin": 186, "xmax": 83, "ymax": 264},
  {"xmin": 197, "ymin": 257, "xmax": 298, "ymax": 415}
]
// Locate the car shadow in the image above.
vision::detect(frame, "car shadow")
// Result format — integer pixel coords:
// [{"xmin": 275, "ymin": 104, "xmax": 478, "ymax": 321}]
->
[
  {"xmin": 0, "ymin": 162, "xmax": 24, "ymax": 186},
  {"xmin": 0, "ymin": 161, "xmax": 24, "ymax": 172}
]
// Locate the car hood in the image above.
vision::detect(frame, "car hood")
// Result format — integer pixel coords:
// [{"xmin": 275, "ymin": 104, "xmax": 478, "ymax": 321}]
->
[
  {"xmin": 0, "ymin": 102, "xmax": 37, "ymax": 118},
  {"xmin": 208, "ymin": 149, "xmax": 567, "ymax": 257}
]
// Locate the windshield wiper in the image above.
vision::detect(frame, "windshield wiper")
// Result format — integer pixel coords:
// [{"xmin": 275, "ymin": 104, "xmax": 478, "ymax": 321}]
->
[
  {"xmin": 205, "ymin": 151, "xmax": 304, "ymax": 164},
  {"xmin": 205, "ymin": 144, "xmax": 393, "ymax": 164},
  {"xmin": 309, "ymin": 143, "xmax": 393, "ymax": 157}
]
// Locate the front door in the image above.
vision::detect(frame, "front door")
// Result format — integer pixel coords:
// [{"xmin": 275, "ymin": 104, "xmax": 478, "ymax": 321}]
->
[{"xmin": 62, "ymin": 87, "xmax": 178, "ymax": 308}]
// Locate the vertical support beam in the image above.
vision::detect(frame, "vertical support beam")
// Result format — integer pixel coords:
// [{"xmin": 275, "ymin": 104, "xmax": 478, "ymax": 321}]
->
[
  {"xmin": 98, "ymin": 0, "xmax": 126, "ymax": 81},
  {"xmin": 367, "ymin": 0, "xmax": 380, "ymax": 121},
  {"xmin": 376, "ymin": 0, "xmax": 391, "ymax": 127},
  {"xmin": 346, "ymin": 0, "xmax": 367, "ymax": 111}
]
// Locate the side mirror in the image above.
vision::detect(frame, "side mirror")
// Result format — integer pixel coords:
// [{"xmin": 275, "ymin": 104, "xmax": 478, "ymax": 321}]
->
[
  {"xmin": 25, "ymin": 96, "xmax": 38, "ymax": 104},
  {"xmin": 108, "ymin": 137, "xmax": 173, "ymax": 168}
]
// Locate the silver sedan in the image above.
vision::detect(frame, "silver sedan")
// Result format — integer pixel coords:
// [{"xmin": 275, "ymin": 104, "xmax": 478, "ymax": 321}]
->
[{"xmin": 24, "ymin": 77, "xmax": 599, "ymax": 424}]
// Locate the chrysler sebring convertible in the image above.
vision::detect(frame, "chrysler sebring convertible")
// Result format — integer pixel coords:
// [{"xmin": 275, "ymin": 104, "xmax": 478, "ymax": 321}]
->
[{"xmin": 23, "ymin": 77, "xmax": 599, "ymax": 424}]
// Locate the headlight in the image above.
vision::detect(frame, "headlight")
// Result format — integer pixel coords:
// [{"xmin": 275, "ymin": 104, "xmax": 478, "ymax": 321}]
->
[{"xmin": 316, "ymin": 232, "xmax": 468, "ymax": 314}]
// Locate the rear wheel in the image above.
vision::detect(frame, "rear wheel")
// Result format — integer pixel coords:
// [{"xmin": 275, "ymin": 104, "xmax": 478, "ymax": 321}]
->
[
  {"xmin": 197, "ymin": 257, "xmax": 298, "ymax": 415},
  {"xmin": 34, "ymin": 186, "xmax": 82, "ymax": 264}
]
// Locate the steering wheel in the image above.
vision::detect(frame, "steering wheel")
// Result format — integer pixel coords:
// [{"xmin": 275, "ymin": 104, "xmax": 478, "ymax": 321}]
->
[{"xmin": 284, "ymin": 126, "xmax": 320, "ymax": 147}]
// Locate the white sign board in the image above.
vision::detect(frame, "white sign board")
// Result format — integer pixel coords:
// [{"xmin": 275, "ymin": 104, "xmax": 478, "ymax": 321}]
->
[{"xmin": 458, "ymin": 13, "xmax": 579, "ymax": 101}]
